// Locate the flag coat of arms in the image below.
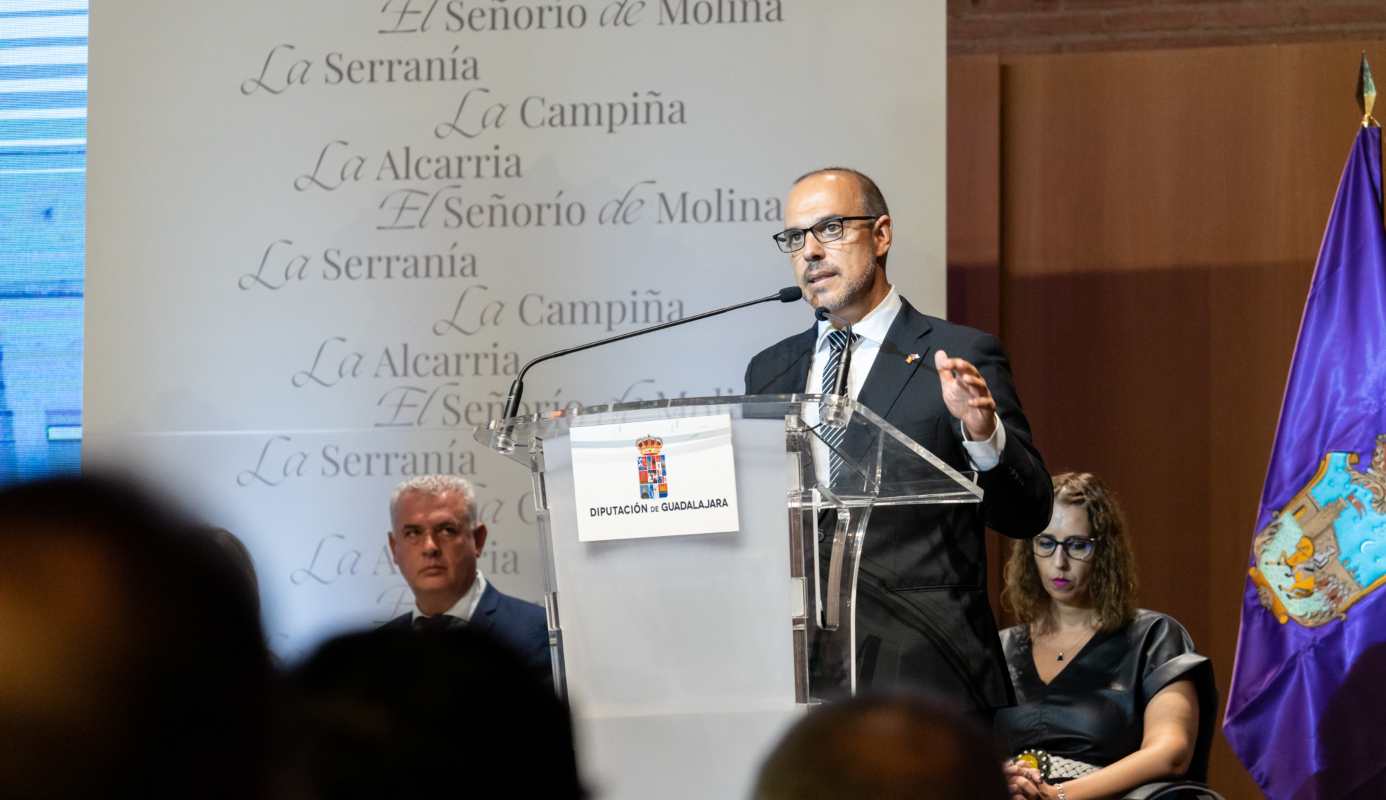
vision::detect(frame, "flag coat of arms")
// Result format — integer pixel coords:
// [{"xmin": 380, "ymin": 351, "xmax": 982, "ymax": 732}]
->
[{"xmin": 1224, "ymin": 124, "xmax": 1386, "ymax": 798}]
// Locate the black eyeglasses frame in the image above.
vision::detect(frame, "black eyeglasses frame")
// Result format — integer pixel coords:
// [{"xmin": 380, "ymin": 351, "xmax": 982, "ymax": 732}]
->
[
  {"xmin": 1031, "ymin": 534, "xmax": 1102, "ymax": 562},
  {"xmin": 771, "ymin": 215, "xmax": 880, "ymax": 253}
]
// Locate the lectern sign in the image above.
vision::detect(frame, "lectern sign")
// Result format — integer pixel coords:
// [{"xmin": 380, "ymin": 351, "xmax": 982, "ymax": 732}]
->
[{"xmin": 570, "ymin": 414, "xmax": 739, "ymax": 542}]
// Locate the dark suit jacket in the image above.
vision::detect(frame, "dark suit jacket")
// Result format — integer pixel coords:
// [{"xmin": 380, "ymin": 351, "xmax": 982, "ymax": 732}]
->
[
  {"xmin": 382, "ymin": 582, "xmax": 551, "ymax": 686},
  {"xmin": 745, "ymin": 297, "xmax": 1052, "ymax": 713}
]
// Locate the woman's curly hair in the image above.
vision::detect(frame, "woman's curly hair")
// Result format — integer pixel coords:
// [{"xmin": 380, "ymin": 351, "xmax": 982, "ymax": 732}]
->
[{"xmin": 1002, "ymin": 472, "xmax": 1137, "ymax": 634}]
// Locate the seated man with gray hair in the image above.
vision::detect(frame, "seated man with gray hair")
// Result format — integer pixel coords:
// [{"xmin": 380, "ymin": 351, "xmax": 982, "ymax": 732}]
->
[{"xmin": 380, "ymin": 475, "xmax": 550, "ymax": 684}]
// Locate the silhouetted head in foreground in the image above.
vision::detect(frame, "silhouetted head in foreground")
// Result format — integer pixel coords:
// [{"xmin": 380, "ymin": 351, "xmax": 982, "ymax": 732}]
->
[
  {"xmin": 201, "ymin": 525, "xmax": 263, "ymax": 618},
  {"xmin": 280, "ymin": 625, "xmax": 585, "ymax": 799},
  {"xmin": 753, "ymin": 692, "xmax": 1007, "ymax": 800},
  {"xmin": 0, "ymin": 473, "xmax": 272, "ymax": 799}
]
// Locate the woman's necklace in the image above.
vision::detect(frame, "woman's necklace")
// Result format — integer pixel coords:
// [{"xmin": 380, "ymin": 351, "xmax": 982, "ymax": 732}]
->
[{"xmin": 1038, "ymin": 623, "xmax": 1096, "ymax": 662}]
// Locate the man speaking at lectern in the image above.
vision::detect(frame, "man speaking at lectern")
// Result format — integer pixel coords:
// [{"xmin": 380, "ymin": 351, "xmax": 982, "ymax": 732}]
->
[{"xmin": 745, "ymin": 168, "xmax": 1052, "ymax": 717}]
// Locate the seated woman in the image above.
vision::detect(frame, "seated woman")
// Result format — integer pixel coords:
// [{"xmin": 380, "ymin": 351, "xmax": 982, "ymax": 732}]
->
[{"xmin": 995, "ymin": 472, "xmax": 1213, "ymax": 800}]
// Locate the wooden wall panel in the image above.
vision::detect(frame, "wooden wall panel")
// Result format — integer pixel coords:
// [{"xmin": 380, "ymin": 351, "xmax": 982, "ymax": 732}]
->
[
  {"xmin": 947, "ymin": 55, "xmax": 1009, "ymax": 620},
  {"xmin": 1001, "ymin": 46, "xmax": 1351, "ymax": 276},
  {"xmin": 949, "ymin": 0, "xmax": 1386, "ymax": 56},
  {"xmin": 949, "ymin": 39, "xmax": 1386, "ymax": 799},
  {"xmin": 948, "ymin": 53, "xmax": 1002, "ymax": 336}
]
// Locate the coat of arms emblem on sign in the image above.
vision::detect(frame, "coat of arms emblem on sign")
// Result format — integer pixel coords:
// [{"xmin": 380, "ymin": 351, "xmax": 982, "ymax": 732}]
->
[{"xmin": 636, "ymin": 435, "xmax": 668, "ymax": 499}]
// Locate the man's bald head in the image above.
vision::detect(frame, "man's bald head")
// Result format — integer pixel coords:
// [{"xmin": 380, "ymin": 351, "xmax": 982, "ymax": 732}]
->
[{"xmin": 792, "ymin": 167, "xmax": 890, "ymax": 219}]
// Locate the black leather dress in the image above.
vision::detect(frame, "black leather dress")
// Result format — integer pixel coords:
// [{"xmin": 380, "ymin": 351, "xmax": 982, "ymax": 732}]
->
[{"xmin": 993, "ymin": 610, "xmax": 1212, "ymax": 779}]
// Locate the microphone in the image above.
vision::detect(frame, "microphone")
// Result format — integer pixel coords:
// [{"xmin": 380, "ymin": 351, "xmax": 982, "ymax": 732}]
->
[
  {"xmin": 491, "ymin": 285, "xmax": 805, "ymax": 452},
  {"xmin": 813, "ymin": 306, "xmax": 855, "ymax": 398},
  {"xmin": 814, "ymin": 306, "xmax": 855, "ymax": 427}
]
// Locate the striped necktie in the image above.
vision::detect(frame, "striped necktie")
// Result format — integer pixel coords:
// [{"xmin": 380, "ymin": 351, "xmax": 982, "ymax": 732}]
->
[{"xmin": 820, "ymin": 328, "xmax": 856, "ymax": 486}]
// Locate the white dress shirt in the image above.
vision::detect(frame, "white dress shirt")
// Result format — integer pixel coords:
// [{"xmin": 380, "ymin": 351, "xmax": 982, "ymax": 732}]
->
[
  {"xmin": 410, "ymin": 569, "xmax": 488, "ymax": 623},
  {"xmin": 804, "ymin": 286, "xmax": 1006, "ymax": 482}
]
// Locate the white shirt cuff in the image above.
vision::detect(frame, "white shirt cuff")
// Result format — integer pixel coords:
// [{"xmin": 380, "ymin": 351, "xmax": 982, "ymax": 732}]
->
[{"xmin": 960, "ymin": 413, "xmax": 1006, "ymax": 472}]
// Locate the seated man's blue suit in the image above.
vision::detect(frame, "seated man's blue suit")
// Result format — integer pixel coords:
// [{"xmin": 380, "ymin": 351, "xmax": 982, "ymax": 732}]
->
[{"xmin": 381, "ymin": 582, "xmax": 550, "ymax": 685}]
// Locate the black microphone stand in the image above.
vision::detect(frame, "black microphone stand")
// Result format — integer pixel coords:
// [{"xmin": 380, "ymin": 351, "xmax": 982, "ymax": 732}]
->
[{"xmin": 492, "ymin": 286, "xmax": 803, "ymax": 452}]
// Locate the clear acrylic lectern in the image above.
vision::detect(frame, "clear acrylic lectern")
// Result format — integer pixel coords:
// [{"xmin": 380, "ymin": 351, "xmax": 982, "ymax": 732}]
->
[{"xmin": 476, "ymin": 394, "xmax": 981, "ymax": 800}]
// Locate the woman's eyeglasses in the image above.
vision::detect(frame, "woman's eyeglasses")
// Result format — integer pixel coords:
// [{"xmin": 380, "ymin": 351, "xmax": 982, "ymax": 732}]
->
[{"xmin": 1032, "ymin": 534, "xmax": 1100, "ymax": 561}]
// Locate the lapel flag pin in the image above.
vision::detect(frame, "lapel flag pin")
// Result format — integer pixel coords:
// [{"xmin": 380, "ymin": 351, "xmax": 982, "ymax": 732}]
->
[{"xmin": 905, "ymin": 353, "xmax": 921, "ymax": 364}]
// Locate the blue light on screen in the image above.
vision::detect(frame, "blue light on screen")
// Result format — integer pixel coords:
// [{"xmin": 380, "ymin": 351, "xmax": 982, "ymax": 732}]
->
[{"xmin": 0, "ymin": 1, "xmax": 87, "ymax": 483}]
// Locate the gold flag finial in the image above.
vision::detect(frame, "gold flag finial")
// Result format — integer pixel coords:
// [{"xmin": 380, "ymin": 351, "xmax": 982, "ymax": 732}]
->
[{"xmin": 1358, "ymin": 52, "xmax": 1378, "ymax": 127}]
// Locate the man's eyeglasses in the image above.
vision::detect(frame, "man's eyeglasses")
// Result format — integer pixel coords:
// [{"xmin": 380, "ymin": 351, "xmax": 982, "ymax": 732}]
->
[
  {"xmin": 772, "ymin": 215, "xmax": 879, "ymax": 253},
  {"xmin": 1032, "ymin": 534, "xmax": 1100, "ymax": 561}
]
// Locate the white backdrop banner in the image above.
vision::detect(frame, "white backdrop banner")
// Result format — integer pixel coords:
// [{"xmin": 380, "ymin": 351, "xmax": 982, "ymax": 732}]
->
[{"xmin": 84, "ymin": 0, "xmax": 944, "ymax": 670}]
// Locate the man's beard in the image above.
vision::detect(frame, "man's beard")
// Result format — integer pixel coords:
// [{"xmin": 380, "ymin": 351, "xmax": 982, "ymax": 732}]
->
[{"xmin": 804, "ymin": 261, "xmax": 877, "ymax": 312}]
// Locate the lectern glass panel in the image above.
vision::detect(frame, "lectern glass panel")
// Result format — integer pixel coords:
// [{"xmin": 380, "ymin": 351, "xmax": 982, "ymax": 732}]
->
[{"xmin": 474, "ymin": 394, "xmax": 980, "ymax": 800}]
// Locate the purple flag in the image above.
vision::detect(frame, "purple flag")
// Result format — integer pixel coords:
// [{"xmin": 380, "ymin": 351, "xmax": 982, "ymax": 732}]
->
[{"xmin": 1224, "ymin": 126, "xmax": 1386, "ymax": 798}]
